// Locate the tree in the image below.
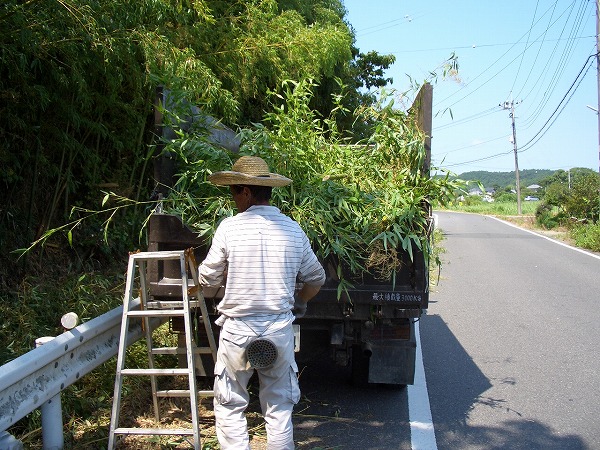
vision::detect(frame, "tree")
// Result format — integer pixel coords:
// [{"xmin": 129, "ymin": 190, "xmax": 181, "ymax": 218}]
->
[
  {"xmin": 305, "ymin": 48, "xmax": 396, "ymax": 141},
  {"xmin": 564, "ymin": 171, "xmax": 600, "ymax": 222},
  {"xmin": 197, "ymin": 0, "xmax": 353, "ymax": 124},
  {"xmin": 0, "ymin": 0, "xmax": 402, "ymax": 291},
  {"xmin": 332, "ymin": 49, "xmax": 397, "ymax": 140},
  {"xmin": 0, "ymin": 0, "xmax": 365, "ymax": 266},
  {"xmin": 544, "ymin": 182, "xmax": 569, "ymax": 208},
  {"xmin": 539, "ymin": 167, "xmax": 596, "ymax": 189},
  {"xmin": 354, "ymin": 50, "xmax": 396, "ymax": 90},
  {"xmin": 537, "ymin": 168, "xmax": 600, "ymax": 226}
]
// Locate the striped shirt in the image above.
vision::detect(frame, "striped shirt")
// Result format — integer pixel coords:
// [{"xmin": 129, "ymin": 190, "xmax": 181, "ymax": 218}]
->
[{"xmin": 198, "ymin": 205, "xmax": 326, "ymax": 320}]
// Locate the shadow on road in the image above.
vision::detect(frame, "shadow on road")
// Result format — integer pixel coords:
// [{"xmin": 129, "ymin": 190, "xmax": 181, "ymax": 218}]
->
[
  {"xmin": 290, "ymin": 330, "xmax": 412, "ymax": 450},
  {"xmin": 420, "ymin": 313, "xmax": 587, "ymax": 450}
]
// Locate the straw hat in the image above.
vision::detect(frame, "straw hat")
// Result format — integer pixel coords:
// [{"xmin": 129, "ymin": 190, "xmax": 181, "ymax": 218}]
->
[{"xmin": 208, "ymin": 156, "xmax": 292, "ymax": 187}]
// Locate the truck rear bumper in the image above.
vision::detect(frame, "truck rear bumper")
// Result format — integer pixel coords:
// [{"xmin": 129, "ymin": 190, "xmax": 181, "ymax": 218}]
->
[{"xmin": 295, "ymin": 317, "xmax": 417, "ymax": 386}]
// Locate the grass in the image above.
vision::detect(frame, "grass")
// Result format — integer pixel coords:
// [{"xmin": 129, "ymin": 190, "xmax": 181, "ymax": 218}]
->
[
  {"xmin": 429, "ymin": 228, "xmax": 445, "ymax": 290},
  {"xmin": 571, "ymin": 223, "xmax": 600, "ymax": 252},
  {"xmin": 441, "ymin": 199, "xmax": 539, "ymax": 216}
]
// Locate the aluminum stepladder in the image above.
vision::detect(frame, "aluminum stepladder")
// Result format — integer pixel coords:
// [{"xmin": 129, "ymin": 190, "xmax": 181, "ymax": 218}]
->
[{"xmin": 108, "ymin": 249, "xmax": 217, "ymax": 449}]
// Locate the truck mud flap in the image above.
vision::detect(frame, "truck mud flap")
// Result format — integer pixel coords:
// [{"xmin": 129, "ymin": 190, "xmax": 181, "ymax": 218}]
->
[{"xmin": 357, "ymin": 320, "xmax": 417, "ymax": 386}]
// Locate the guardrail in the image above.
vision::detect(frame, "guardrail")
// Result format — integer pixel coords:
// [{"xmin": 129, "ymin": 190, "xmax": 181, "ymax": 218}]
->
[{"xmin": 0, "ymin": 299, "xmax": 161, "ymax": 448}]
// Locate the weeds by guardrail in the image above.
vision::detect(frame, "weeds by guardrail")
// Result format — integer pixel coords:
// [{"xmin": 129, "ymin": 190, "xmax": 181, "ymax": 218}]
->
[{"xmin": 0, "ymin": 299, "xmax": 160, "ymax": 440}]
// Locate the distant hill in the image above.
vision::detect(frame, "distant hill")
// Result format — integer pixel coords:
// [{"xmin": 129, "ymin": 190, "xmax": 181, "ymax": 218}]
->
[{"xmin": 457, "ymin": 169, "xmax": 555, "ymax": 189}]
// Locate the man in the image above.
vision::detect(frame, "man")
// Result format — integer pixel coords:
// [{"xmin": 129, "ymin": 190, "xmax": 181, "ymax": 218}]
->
[{"xmin": 198, "ymin": 155, "xmax": 326, "ymax": 449}]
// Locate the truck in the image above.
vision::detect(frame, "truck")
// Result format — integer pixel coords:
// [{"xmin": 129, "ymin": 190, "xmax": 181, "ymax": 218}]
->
[{"xmin": 147, "ymin": 84, "xmax": 434, "ymax": 386}]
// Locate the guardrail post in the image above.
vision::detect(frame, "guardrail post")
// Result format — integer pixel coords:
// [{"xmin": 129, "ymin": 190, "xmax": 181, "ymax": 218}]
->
[{"xmin": 35, "ymin": 336, "xmax": 64, "ymax": 450}]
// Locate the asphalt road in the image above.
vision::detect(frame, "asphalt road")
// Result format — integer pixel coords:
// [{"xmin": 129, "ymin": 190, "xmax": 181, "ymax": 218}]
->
[{"xmin": 421, "ymin": 211, "xmax": 600, "ymax": 450}]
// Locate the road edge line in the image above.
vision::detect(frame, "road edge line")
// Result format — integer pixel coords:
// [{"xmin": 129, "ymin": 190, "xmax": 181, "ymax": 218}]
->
[
  {"xmin": 408, "ymin": 320, "xmax": 438, "ymax": 450},
  {"xmin": 489, "ymin": 215, "xmax": 600, "ymax": 260}
]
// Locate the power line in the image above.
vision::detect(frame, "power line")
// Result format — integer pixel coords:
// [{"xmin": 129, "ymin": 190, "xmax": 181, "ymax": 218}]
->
[
  {"xmin": 438, "ymin": 51, "xmax": 595, "ymax": 171},
  {"xmin": 519, "ymin": 0, "xmax": 591, "ymax": 128},
  {"xmin": 514, "ymin": 1, "xmax": 560, "ymax": 102},
  {"xmin": 435, "ymin": 134, "xmax": 510, "ymax": 155},
  {"xmin": 518, "ymin": 51, "xmax": 596, "ymax": 152},
  {"xmin": 433, "ymin": 106, "xmax": 501, "ymax": 131},
  {"xmin": 510, "ymin": 0, "xmax": 541, "ymax": 95},
  {"xmin": 433, "ymin": 1, "xmax": 575, "ymax": 109},
  {"xmin": 384, "ymin": 35, "xmax": 594, "ymax": 55},
  {"xmin": 438, "ymin": 149, "xmax": 513, "ymax": 169},
  {"xmin": 354, "ymin": 13, "xmax": 427, "ymax": 37}
]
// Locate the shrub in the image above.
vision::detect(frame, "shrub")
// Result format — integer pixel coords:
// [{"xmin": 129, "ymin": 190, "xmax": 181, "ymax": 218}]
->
[
  {"xmin": 535, "ymin": 203, "xmax": 561, "ymax": 229},
  {"xmin": 495, "ymin": 192, "xmax": 516, "ymax": 202},
  {"xmin": 564, "ymin": 172, "xmax": 600, "ymax": 222},
  {"xmin": 463, "ymin": 195, "xmax": 483, "ymax": 206},
  {"xmin": 571, "ymin": 223, "xmax": 600, "ymax": 252}
]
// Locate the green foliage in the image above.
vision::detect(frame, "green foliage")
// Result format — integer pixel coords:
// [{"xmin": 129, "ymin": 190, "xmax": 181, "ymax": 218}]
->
[
  {"xmin": 354, "ymin": 51, "xmax": 396, "ymax": 89},
  {"xmin": 543, "ymin": 182, "xmax": 569, "ymax": 207},
  {"xmin": 536, "ymin": 169, "xmax": 600, "ymax": 226},
  {"xmin": 446, "ymin": 200, "xmax": 539, "ymax": 216},
  {"xmin": 563, "ymin": 172, "xmax": 600, "ymax": 222},
  {"xmin": 495, "ymin": 192, "xmax": 517, "ymax": 202},
  {"xmin": 461, "ymin": 195, "xmax": 484, "ymax": 206},
  {"xmin": 538, "ymin": 167, "xmax": 597, "ymax": 187},
  {"xmin": 0, "ymin": 0, "xmax": 239, "ymax": 280},
  {"xmin": 535, "ymin": 203, "xmax": 564, "ymax": 229},
  {"xmin": 571, "ymin": 223, "xmax": 600, "ymax": 252},
  {"xmin": 0, "ymin": 0, "xmax": 378, "ymax": 246},
  {"xmin": 0, "ymin": 0, "xmax": 370, "ymax": 285},
  {"xmin": 163, "ymin": 79, "xmax": 461, "ymax": 287},
  {"xmin": 309, "ymin": 49, "xmax": 398, "ymax": 141},
  {"xmin": 0, "ymin": 270, "xmax": 125, "ymax": 365},
  {"xmin": 198, "ymin": 0, "xmax": 353, "ymax": 124}
]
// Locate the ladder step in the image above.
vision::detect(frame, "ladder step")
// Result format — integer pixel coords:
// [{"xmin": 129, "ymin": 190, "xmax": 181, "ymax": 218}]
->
[
  {"xmin": 126, "ymin": 310, "xmax": 186, "ymax": 317},
  {"xmin": 147, "ymin": 300, "xmax": 205, "ymax": 309},
  {"xmin": 129, "ymin": 251, "xmax": 187, "ymax": 262},
  {"xmin": 114, "ymin": 427, "xmax": 195, "ymax": 436},
  {"xmin": 121, "ymin": 368, "xmax": 190, "ymax": 376},
  {"xmin": 157, "ymin": 389, "xmax": 214, "ymax": 398},
  {"xmin": 152, "ymin": 347, "xmax": 215, "ymax": 355}
]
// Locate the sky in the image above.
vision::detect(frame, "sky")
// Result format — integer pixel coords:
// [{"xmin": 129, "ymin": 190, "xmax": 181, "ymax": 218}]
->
[{"xmin": 343, "ymin": 0, "xmax": 600, "ymax": 175}]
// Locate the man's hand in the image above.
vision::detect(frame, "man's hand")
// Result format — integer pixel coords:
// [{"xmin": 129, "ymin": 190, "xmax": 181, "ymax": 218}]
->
[{"xmin": 293, "ymin": 296, "xmax": 308, "ymax": 318}]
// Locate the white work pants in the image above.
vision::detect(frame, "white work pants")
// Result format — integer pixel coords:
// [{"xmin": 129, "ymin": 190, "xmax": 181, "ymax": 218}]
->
[{"xmin": 213, "ymin": 323, "xmax": 300, "ymax": 450}]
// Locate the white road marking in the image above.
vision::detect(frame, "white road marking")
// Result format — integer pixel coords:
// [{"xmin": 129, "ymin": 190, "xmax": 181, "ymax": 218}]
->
[
  {"xmin": 408, "ymin": 320, "xmax": 438, "ymax": 449},
  {"xmin": 491, "ymin": 216, "xmax": 600, "ymax": 260}
]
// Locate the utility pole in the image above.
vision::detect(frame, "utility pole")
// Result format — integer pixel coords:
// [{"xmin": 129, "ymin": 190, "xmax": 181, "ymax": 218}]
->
[
  {"xmin": 501, "ymin": 99, "xmax": 522, "ymax": 214},
  {"xmin": 596, "ymin": 0, "xmax": 600, "ymax": 174}
]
